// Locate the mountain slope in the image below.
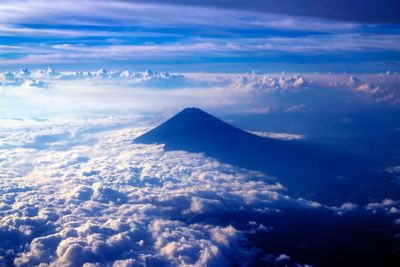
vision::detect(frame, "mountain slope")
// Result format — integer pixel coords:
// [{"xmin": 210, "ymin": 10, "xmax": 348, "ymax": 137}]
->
[{"xmin": 134, "ymin": 108, "xmax": 397, "ymax": 205}]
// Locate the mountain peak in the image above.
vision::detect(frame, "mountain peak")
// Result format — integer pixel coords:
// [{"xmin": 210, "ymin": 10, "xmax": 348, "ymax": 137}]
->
[
  {"xmin": 174, "ymin": 107, "xmax": 210, "ymax": 119},
  {"xmin": 134, "ymin": 107, "xmax": 245, "ymax": 144},
  {"xmin": 180, "ymin": 107, "xmax": 221, "ymax": 115},
  {"xmin": 180, "ymin": 107, "xmax": 204, "ymax": 113}
]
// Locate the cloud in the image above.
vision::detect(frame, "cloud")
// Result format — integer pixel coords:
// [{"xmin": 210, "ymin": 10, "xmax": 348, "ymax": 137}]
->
[
  {"xmin": 0, "ymin": 113, "xmax": 398, "ymax": 265},
  {"xmin": 4, "ymin": 32, "xmax": 400, "ymax": 67},
  {"xmin": 330, "ymin": 202, "xmax": 358, "ymax": 215},
  {"xmin": 0, "ymin": 68, "xmax": 49, "ymax": 88},
  {"xmin": 243, "ymin": 106, "xmax": 271, "ymax": 114},
  {"xmin": 0, "ymin": 68, "xmax": 185, "ymax": 87},
  {"xmin": 366, "ymin": 199, "xmax": 400, "ymax": 215},
  {"xmin": 0, "ymin": 1, "xmax": 360, "ymax": 30},
  {"xmin": 249, "ymin": 131, "xmax": 305, "ymax": 140},
  {"xmin": 315, "ymin": 73, "xmax": 400, "ymax": 105},
  {"xmin": 229, "ymin": 74, "xmax": 308, "ymax": 95},
  {"xmin": 0, "ymin": 1, "xmax": 397, "ymax": 69},
  {"xmin": 21, "ymin": 79, "xmax": 48, "ymax": 89},
  {"xmin": 0, "ymin": 1, "xmax": 397, "ymax": 73},
  {"xmin": 150, "ymin": 220, "xmax": 249, "ymax": 266},
  {"xmin": 1, "ymin": 69, "xmax": 399, "ymax": 121},
  {"xmin": 284, "ymin": 104, "xmax": 305, "ymax": 112},
  {"xmin": 385, "ymin": 166, "xmax": 400, "ymax": 175},
  {"xmin": 354, "ymin": 79, "xmax": 400, "ymax": 105},
  {"xmin": 0, "ymin": 118, "xmax": 302, "ymax": 265},
  {"xmin": 276, "ymin": 254, "xmax": 290, "ymax": 262}
]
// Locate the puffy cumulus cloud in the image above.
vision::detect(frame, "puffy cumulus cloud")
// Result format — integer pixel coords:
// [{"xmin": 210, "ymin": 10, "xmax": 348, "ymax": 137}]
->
[
  {"xmin": 150, "ymin": 220, "xmax": 250, "ymax": 266},
  {"xmin": 0, "ymin": 68, "xmax": 48, "ymax": 88},
  {"xmin": 366, "ymin": 199, "xmax": 400, "ymax": 216},
  {"xmin": 21, "ymin": 79, "xmax": 48, "ymax": 89},
  {"xmin": 0, "ymin": 117, "xmax": 324, "ymax": 266},
  {"xmin": 355, "ymin": 83, "xmax": 381, "ymax": 95},
  {"xmin": 30, "ymin": 67, "xmax": 59, "ymax": 79},
  {"xmin": 0, "ymin": 68, "xmax": 186, "ymax": 89},
  {"xmin": 223, "ymin": 72, "xmax": 399, "ymax": 108},
  {"xmin": 229, "ymin": 73, "xmax": 308, "ymax": 94},
  {"xmin": 187, "ymin": 72, "xmax": 400, "ymax": 109},
  {"xmin": 186, "ymin": 197, "xmax": 223, "ymax": 214},
  {"xmin": 365, "ymin": 198, "xmax": 400, "ymax": 227},
  {"xmin": 1, "ymin": 69, "xmax": 399, "ymax": 121},
  {"xmin": 323, "ymin": 73, "xmax": 400, "ymax": 105},
  {"xmin": 243, "ymin": 221, "xmax": 272, "ymax": 235},
  {"xmin": 276, "ymin": 254, "xmax": 290, "ymax": 262},
  {"xmin": 331, "ymin": 202, "xmax": 358, "ymax": 216},
  {"xmin": 56, "ymin": 68, "xmax": 186, "ymax": 87}
]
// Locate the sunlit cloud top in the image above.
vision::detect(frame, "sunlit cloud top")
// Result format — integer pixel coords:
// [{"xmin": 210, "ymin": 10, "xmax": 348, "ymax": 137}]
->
[{"xmin": 0, "ymin": 0, "xmax": 399, "ymax": 72}]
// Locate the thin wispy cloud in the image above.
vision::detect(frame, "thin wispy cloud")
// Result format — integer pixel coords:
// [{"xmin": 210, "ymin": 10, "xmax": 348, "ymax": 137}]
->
[
  {"xmin": 1, "ymin": 35, "xmax": 400, "ymax": 66},
  {"xmin": 0, "ymin": 0, "xmax": 398, "ymax": 70}
]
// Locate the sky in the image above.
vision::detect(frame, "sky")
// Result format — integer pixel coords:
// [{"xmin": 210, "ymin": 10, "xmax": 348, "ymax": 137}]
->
[
  {"xmin": 0, "ymin": 0, "xmax": 399, "ymax": 72},
  {"xmin": 1, "ymin": 1, "xmax": 400, "ymax": 266}
]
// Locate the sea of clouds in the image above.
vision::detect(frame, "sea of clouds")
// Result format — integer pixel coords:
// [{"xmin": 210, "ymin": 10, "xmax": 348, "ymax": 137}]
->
[
  {"xmin": 1, "ymin": 68, "xmax": 399, "ymax": 265},
  {"xmin": 0, "ymin": 114, "xmax": 399, "ymax": 266},
  {"xmin": 0, "ymin": 116, "xmax": 297, "ymax": 266}
]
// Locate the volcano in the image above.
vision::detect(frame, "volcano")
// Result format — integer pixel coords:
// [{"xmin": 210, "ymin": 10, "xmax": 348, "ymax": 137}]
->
[{"xmin": 134, "ymin": 108, "xmax": 397, "ymax": 205}]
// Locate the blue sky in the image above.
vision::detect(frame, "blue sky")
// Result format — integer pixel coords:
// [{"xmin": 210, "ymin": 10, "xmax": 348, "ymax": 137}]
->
[
  {"xmin": 1, "ymin": 2, "xmax": 400, "ymax": 266},
  {"xmin": 0, "ymin": 0, "xmax": 399, "ymax": 72}
]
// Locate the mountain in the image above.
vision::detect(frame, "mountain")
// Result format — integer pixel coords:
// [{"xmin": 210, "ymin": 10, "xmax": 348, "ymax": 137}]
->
[{"xmin": 134, "ymin": 108, "xmax": 398, "ymax": 205}]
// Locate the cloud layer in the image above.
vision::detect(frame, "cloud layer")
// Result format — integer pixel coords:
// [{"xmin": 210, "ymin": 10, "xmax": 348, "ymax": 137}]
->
[
  {"xmin": 0, "ymin": 117, "xmax": 305, "ymax": 266},
  {"xmin": 2, "ymin": 69, "xmax": 399, "ymax": 117},
  {"xmin": 0, "ymin": 115, "xmax": 399, "ymax": 266}
]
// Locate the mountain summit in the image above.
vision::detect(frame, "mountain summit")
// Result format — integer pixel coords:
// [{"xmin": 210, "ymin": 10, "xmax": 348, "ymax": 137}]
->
[
  {"xmin": 134, "ymin": 108, "xmax": 396, "ymax": 205},
  {"xmin": 134, "ymin": 107, "xmax": 255, "ymax": 145}
]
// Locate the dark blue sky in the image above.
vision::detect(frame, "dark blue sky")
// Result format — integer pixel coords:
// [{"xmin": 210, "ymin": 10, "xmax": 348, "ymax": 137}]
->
[
  {"xmin": 142, "ymin": 0, "xmax": 400, "ymax": 23},
  {"xmin": 0, "ymin": 0, "xmax": 399, "ymax": 72}
]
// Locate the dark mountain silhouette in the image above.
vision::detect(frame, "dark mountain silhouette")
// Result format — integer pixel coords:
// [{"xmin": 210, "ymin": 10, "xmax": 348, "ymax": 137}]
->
[{"xmin": 134, "ymin": 107, "xmax": 398, "ymax": 205}]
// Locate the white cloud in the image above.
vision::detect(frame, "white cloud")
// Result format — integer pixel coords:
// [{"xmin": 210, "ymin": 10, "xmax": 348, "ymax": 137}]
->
[
  {"xmin": 0, "ymin": 68, "xmax": 184, "ymax": 86},
  {"xmin": 249, "ymin": 131, "xmax": 305, "ymax": 140},
  {"xmin": 331, "ymin": 202, "xmax": 358, "ymax": 215},
  {"xmin": 366, "ymin": 199, "xmax": 400, "ymax": 215},
  {"xmin": 1, "ymin": 69, "xmax": 399, "ymax": 118},
  {"xmin": 150, "ymin": 220, "xmax": 246, "ymax": 266},
  {"xmin": 325, "ymin": 74, "xmax": 400, "ymax": 105},
  {"xmin": 0, "ymin": 1, "xmax": 360, "ymax": 36},
  {"xmin": 276, "ymin": 254, "xmax": 290, "ymax": 262},
  {"xmin": 284, "ymin": 104, "xmax": 305, "ymax": 113},
  {"xmin": 0, "ymin": 114, "xmax": 397, "ymax": 265},
  {"xmin": 230, "ymin": 74, "xmax": 308, "ymax": 94},
  {"xmin": 0, "ymin": 117, "xmax": 317, "ymax": 266},
  {"xmin": 243, "ymin": 106, "xmax": 271, "ymax": 114},
  {"xmin": 21, "ymin": 79, "xmax": 48, "ymax": 89}
]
